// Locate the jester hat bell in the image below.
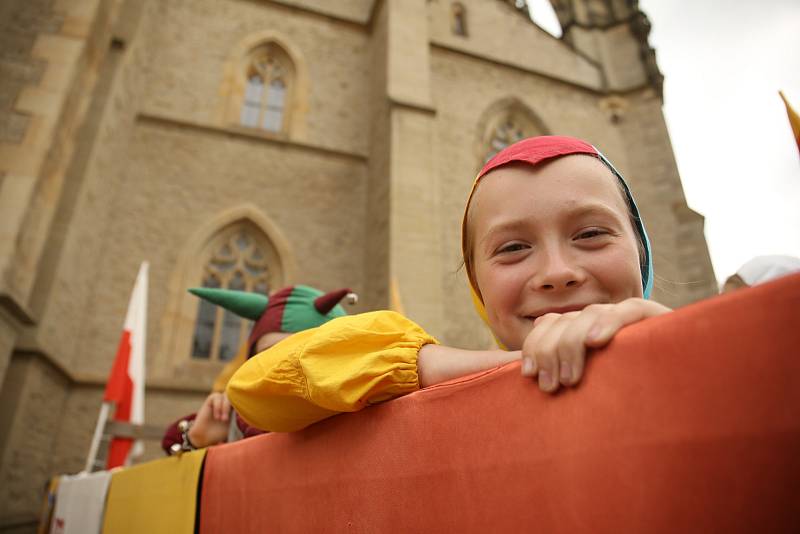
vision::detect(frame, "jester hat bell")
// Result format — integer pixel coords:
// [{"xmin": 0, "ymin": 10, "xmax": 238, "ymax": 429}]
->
[{"xmin": 189, "ymin": 285, "xmax": 357, "ymax": 355}]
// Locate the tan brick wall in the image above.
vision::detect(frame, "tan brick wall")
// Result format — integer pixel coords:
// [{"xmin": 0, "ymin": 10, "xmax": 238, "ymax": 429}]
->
[
  {"xmin": 0, "ymin": 0, "xmax": 62, "ymax": 144},
  {"xmin": 0, "ymin": 311, "xmax": 21, "ymax": 399},
  {"xmin": 0, "ymin": 354, "xmax": 70, "ymax": 526},
  {"xmin": 29, "ymin": 0, "xmax": 158, "ymax": 375},
  {"xmin": 270, "ymin": 0, "xmax": 375, "ymax": 24},
  {"xmin": 363, "ymin": 0, "xmax": 391, "ymax": 312},
  {"xmin": 142, "ymin": 0, "xmax": 372, "ymax": 157},
  {"xmin": 428, "ymin": 0, "xmax": 603, "ymax": 90}
]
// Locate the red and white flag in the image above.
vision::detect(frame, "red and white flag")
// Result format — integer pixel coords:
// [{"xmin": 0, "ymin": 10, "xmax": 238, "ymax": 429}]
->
[{"xmin": 103, "ymin": 261, "xmax": 148, "ymax": 469}]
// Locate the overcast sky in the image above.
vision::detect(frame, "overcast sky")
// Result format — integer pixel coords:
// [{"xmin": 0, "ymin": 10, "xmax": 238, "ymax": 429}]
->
[{"xmin": 530, "ymin": 0, "xmax": 800, "ymax": 282}]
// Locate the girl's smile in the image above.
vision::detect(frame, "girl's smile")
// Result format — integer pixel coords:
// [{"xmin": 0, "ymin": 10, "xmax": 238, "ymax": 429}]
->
[{"xmin": 469, "ymin": 155, "xmax": 643, "ymax": 350}]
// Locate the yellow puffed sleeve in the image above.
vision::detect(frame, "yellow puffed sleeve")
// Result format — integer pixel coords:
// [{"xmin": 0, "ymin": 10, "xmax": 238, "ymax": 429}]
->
[{"xmin": 227, "ymin": 311, "xmax": 438, "ymax": 432}]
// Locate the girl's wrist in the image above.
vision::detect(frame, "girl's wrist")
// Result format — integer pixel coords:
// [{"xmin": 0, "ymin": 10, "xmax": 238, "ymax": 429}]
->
[
  {"xmin": 187, "ymin": 424, "xmax": 206, "ymax": 449},
  {"xmin": 418, "ymin": 343, "xmax": 442, "ymax": 387},
  {"xmin": 418, "ymin": 345, "xmax": 521, "ymax": 388},
  {"xmin": 491, "ymin": 349, "xmax": 520, "ymax": 367}
]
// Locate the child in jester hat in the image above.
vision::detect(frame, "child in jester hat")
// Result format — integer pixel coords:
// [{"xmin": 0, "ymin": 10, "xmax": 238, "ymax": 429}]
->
[
  {"xmin": 162, "ymin": 285, "xmax": 355, "ymax": 454},
  {"xmin": 227, "ymin": 135, "xmax": 671, "ymax": 433}
]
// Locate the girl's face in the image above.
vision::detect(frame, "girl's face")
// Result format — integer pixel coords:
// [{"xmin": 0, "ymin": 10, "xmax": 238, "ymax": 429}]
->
[{"xmin": 469, "ymin": 155, "xmax": 643, "ymax": 350}]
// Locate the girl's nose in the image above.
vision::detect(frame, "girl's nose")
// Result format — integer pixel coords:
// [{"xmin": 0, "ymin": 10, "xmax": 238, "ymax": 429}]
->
[{"xmin": 531, "ymin": 247, "xmax": 585, "ymax": 291}]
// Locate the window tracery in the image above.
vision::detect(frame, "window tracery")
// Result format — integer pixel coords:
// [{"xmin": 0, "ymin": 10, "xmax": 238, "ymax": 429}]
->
[
  {"xmin": 485, "ymin": 117, "xmax": 528, "ymax": 161},
  {"xmin": 240, "ymin": 44, "xmax": 293, "ymax": 132},
  {"xmin": 191, "ymin": 229, "xmax": 272, "ymax": 362},
  {"xmin": 479, "ymin": 101, "xmax": 548, "ymax": 164}
]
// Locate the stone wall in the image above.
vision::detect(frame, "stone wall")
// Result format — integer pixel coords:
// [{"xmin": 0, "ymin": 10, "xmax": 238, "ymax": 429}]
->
[
  {"xmin": 0, "ymin": 354, "xmax": 70, "ymax": 529},
  {"xmin": 427, "ymin": 0, "xmax": 602, "ymax": 90},
  {"xmin": 0, "ymin": 0, "xmax": 61, "ymax": 145},
  {"xmin": 142, "ymin": 0, "xmax": 372, "ymax": 157}
]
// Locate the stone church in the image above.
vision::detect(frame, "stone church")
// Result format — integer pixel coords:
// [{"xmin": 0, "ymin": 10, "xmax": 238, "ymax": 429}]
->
[{"xmin": 0, "ymin": 0, "xmax": 717, "ymax": 529}]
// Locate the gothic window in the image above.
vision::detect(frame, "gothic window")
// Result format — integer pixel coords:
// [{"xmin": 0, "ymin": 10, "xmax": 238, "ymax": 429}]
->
[
  {"xmin": 485, "ymin": 117, "xmax": 527, "ymax": 161},
  {"xmin": 452, "ymin": 3, "xmax": 468, "ymax": 36},
  {"xmin": 191, "ymin": 229, "xmax": 272, "ymax": 362},
  {"xmin": 479, "ymin": 101, "xmax": 548, "ymax": 164},
  {"xmin": 239, "ymin": 43, "xmax": 293, "ymax": 132},
  {"xmin": 241, "ymin": 75, "xmax": 264, "ymax": 127}
]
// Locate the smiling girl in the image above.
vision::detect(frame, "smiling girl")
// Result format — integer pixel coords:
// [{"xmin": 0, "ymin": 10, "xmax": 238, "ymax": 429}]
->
[{"xmin": 227, "ymin": 136, "xmax": 671, "ymax": 432}]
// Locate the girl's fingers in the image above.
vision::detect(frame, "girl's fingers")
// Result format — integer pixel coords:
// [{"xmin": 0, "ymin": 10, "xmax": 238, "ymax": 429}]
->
[
  {"xmin": 530, "ymin": 314, "xmax": 574, "ymax": 393},
  {"xmin": 521, "ymin": 313, "xmax": 559, "ymax": 378},
  {"xmin": 220, "ymin": 394, "xmax": 231, "ymax": 422},
  {"xmin": 585, "ymin": 299, "xmax": 671, "ymax": 347},
  {"xmin": 522, "ymin": 300, "xmax": 672, "ymax": 392},
  {"xmin": 211, "ymin": 393, "xmax": 227, "ymax": 421},
  {"xmin": 521, "ymin": 356, "xmax": 537, "ymax": 377},
  {"xmin": 210, "ymin": 395, "xmax": 221, "ymax": 420},
  {"xmin": 555, "ymin": 311, "xmax": 598, "ymax": 387}
]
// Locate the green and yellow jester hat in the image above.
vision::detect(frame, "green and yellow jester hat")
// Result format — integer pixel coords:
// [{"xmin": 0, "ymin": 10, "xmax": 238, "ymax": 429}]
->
[{"xmin": 189, "ymin": 285, "xmax": 357, "ymax": 356}]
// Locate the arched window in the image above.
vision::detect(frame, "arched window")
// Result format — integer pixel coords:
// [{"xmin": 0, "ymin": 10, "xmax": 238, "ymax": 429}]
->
[
  {"xmin": 239, "ymin": 43, "xmax": 293, "ymax": 132},
  {"xmin": 479, "ymin": 100, "xmax": 548, "ymax": 163},
  {"xmin": 452, "ymin": 3, "xmax": 468, "ymax": 36},
  {"xmin": 485, "ymin": 117, "xmax": 528, "ymax": 161},
  {"xmin": 191, "ymin": 228, "xmax": 272, "ymax": 361}
]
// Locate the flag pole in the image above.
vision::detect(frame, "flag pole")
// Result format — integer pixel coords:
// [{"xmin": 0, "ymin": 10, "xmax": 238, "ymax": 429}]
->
[{"xmin": 85, "ymin": 401, "xmax": 112, "ymax": 473}]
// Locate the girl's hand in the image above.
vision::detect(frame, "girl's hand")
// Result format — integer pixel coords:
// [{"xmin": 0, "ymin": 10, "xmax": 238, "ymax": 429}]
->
[
  {"xmin": 187, "ymin": 392, "xmax": 232, "ymax": 448},
  {"xmin": 521, "ymin": 298, "xmax": 670, "ymax": 393}
]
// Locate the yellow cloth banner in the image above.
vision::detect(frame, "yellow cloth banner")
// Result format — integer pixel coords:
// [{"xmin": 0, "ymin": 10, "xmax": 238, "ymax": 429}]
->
[{"xmin": 102, "ymin": 449, "xmax": 206, "ymax": 534}]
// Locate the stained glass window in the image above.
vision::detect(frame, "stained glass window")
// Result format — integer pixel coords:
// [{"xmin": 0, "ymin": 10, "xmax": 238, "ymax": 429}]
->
[
  {"xmin": 191, "ymin": 275, "xmax": 220, "ymax": 359},
  {"xmin": 485, "ymin": 117, "xmax": 527, "ymax": 161},
  {"xmin": 190, "ymin": 229, "xmax": 272, "ymax": 361}
]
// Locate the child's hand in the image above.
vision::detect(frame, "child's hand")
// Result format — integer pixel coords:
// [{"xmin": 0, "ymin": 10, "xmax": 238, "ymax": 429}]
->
[
  {"xmin": 188, "ymin": 392, "xmax": 232, "ymax": 448},
  {"xmin": 520, "ymin": 298, "xmax": 670, "ymax": 393}
]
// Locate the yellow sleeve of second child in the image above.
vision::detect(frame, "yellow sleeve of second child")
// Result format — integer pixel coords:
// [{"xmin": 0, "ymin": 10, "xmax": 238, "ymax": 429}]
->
[{"xmin": 227, "ymin": 310, "xmax": 438, "ymax": 432}]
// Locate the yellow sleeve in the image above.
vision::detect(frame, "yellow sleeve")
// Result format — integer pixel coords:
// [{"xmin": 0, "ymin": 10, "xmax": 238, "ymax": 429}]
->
[{"xmin": 226, "ymin": 310, "xmax": 438, "ymax": 432}]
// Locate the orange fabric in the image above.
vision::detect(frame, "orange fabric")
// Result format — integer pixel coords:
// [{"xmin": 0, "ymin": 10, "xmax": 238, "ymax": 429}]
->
[{"xmin": 200, "ymin": 274, "xmax": 800, "ymax": 533}]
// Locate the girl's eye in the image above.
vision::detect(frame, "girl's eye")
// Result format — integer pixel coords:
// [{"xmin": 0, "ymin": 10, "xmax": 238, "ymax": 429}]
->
[
  {"xmin": 575, "ymin": 228, "xmax": 607, "ymax": 240},
  {"xmin": 497, "ymin": 243, "xmax": 528, "ymax": 254}
]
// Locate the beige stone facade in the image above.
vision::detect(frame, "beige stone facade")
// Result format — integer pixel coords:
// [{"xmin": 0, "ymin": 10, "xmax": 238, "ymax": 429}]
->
[{"xmin": 0, "ymin": 0, "xmax": 717, "ymax": 529}]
